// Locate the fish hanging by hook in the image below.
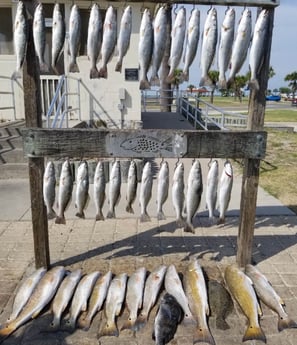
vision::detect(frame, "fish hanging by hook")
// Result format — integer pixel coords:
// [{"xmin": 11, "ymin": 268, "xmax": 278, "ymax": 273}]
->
[{"xmin": 207, "ymin": 5, "xmax": 213, "ymax": 14}]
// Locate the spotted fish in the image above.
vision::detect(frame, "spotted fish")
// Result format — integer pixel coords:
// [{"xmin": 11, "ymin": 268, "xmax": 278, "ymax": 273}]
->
[{"xmin": 120, "ymin": 136, "xmax": 172, "ymax": 153}]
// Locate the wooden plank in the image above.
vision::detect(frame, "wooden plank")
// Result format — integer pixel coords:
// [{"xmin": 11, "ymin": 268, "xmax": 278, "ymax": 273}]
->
[
  {"xmin": 236, "ymin": 8, "xmax": 275, "ymax": 268},
  {"xmin": 21, "ymin": 128, "xmax": 267, "ymax": 160},
  {"xmin": 23, "ymin": 1, "xmax": 50, "ymax": 269}
]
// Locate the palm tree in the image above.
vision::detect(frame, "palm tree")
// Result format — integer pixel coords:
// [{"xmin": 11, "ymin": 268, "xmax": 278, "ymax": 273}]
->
[
  {"xmin": 284, "ymin": 72, "xmax": 297, "ymax": 98},
  {"xmin": 208, "ymin": 70, "xmax": 219, "ymax": 104},
  {"xmin": 187, "ymin": 84, "xmax": 196, "ymax": 94}
]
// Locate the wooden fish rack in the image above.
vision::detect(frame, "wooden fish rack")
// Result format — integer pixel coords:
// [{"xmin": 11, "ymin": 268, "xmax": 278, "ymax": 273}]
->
[{"xmin": 21, "ymin": 0, "xmax": 277, "ymax": 270}]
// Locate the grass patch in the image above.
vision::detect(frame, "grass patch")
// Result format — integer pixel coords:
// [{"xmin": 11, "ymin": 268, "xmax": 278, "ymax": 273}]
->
[{"xmin": 264, "ymin": 109, "xmax": 297, "ymax": 122}]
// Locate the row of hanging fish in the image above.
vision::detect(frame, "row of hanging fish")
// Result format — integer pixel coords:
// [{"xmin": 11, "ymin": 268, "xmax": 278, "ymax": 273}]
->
[
  {"xmin": 43, "ymin": 159, "xmax": 233, "ymax": 232},
  {"xmin": 1, "ymin": 261, "xmax": 296, "ymax": 344}
]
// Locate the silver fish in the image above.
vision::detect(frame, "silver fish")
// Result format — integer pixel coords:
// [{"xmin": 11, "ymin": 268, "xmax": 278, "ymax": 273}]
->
[
  {"xmin": 218, "ymin": 8, "xmax": 235, "ymax": 89},
  {"xmin": 126, "ymin": 160, "xmax": 138, "ymax": 214},
  {"xmin": 51, "ymin": 3, "xmax": 65, "ymax": 74},
  {"xmin": 182, "ymin": 8, "xmax": 200, "ymax": 82},
  {"xmin": 55, "ymin": 160, "xmax": 73, "ymax": 225},
  {"xmin": 121, "ymin": 136, "xmax": 172, "ymax": 153},
  {"xmin": 150, "ymin": 6, "xmax": 167, "ymax": 84},
  {"xmin": 75, "ymin": 161, "xmax": 89, "ymax": 219},
  {"xmin": 245, "ymin": 264, "xmax": 297, "ymax": 332},
  {"xmin": 98, "ymin": 6, "xmax": 117, "ymax": 79},
  {"xmin": 167, "ymin": 7, "xmax": 186, "ymax": 83},
  {"xmin": 68, "ymin": 4, "xmax": 81, "ymax": 73},
  {"xmin": 205, "ymin": 160, "xmax": 219, "ymax": 222},
  {"xmin": 87, "ymin": 3, "xmax": 102, "ymax": 79},
  {"xmin": 135, "ymin": 265, "xmax": 167, "ymax": 330},
  {"xmin": 121, "ymin": 267, "xmax": 147, "ymax": 331},
  {"xmin": 227, "ymin": 9, "xmax": 252, "ymax": 88},
  {"xmin": 94, "ymin": 161, "xmax": 106, "ymax": 221},
  {"xmin": 43, "ymin": 161, "xmax": 56, "ymax": 220},
  {"xmin": 249, "ymin": 9, "xmax": 270, "ymax": 90},
  {"xmin": 172, "ymin": 162, "xmax": 185, "ymax": 228},
  {"xmin": 164, "ymin": 264, "xmax": 195, "ymax": 325},
  {"xmin": 218, "ymin": 160, "xmax": 233, "ymax": 224},
  {"xmin": 138, "ymin": 9, "xmax": 153, "ymax": 90},
  {"xmin": 156, "ymin": 161, "xmax": 169, "ymax": 220},
  {"xmin": 50, "ymin": 269, "xmax": 82, "ymax": 329},
  {"xmin": 66, "ymin": 271, "xmax": 100, "ymax": 330},
  {"xmin": 115, "ymin": 6, "xmax": 132, "ymax": 73},
  {"xmin": 98, "ymin": 273, "xmax": 128, "ymax": 337},
  {"xmin": 153, "ymin": 293, "xmax": 183, "ymax": 345},
  {"xmin": 199, "ymin": 7, "xmax": 218, "ymax": 86},
  {"xmin": 0, "ymin": 266, "xmax": 65, "ymax": 342},
  {"xmin": 184, "ymin": 160, "xmax": 203, "ymax": 233},
  {"xmin": 33, "ymin": 3, "xmax": 49, "ymax": 72},
  {"xmin": 7, "ymin": 267, "xmax": 47, "ymax": 323},
  {"xmin": 139, "ymin": 161, "xmax": 153, "ymax": 222},
  {"xmin": 13, "ymin": 1, "xmax": 28, "ymax": 77},
  {"xmin": 78, "ymin": 270, "xmax": 112, "ymax": 331},
  {"xmin": 107, "ymin": 160, "xmax": 121, "ymax": 219}
]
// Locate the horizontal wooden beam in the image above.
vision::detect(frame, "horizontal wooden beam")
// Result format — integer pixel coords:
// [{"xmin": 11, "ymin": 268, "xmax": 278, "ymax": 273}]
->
[{"xmin": 22, "ymin": 128, "xmax": 267, "ymax": 160}]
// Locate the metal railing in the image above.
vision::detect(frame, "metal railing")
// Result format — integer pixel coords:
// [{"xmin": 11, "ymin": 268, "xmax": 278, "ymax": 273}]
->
[
  {"xmin": 0, "ymin": 76, "xmax": 23, "ymax": 120},
  {"xmin": 141, "ymin": 89, "xmax": 179, "ymax": 112}
]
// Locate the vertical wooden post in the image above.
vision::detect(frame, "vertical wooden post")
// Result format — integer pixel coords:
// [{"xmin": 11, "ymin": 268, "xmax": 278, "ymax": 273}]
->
[
  {"xmin": 23, "ymin": 1, "xmax": 50, "ymax": 269},
  {"xmin": 237, "ymin": 8, "xmax": 275, "ymax": 267}
]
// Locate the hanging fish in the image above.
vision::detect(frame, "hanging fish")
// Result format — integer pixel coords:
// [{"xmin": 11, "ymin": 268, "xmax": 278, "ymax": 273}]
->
[
  {"xmin": 156, "ymin": 160, "xmax": 169, "ymax": 220},
  {"xmin": 126, "ymin": 160, "xmax": 138, "ymax": 214},
  {"xmin": 43, "ymin": 161, "xmax": 56, "ymax": 220},
  {"xmin": 107, "ymin": 160, "xmax": 121, "ymax": 219},
  {"xmin": 139, "ymin": 161, "xmax": 153, "ymax": 222},
  {"xmin": 68, "ymin": 4, "xmax": 81, "ymax": 73},
  {"xmin": 171, "ymin": 162, "xmax": 185, "ymax": 228},
  {"xmin": 51, "ymin": 3, "xmax": 65, "ymax": 75},
  {"xmin": 75, "ymin": 160, "xmax": 89, "ymax": 219},
  {"xmin": 217, "ymin": 160, "xmax": 233, "ymax": 225},
  {"xmin": 205, "ymin": 159, "xmax": 219, "ymax": 223},
  {"xmin": 94, "ymin": 161, "xmax": 106, "ymax": 221}
]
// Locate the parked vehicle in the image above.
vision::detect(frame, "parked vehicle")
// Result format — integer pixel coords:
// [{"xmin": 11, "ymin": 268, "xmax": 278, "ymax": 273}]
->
[
  {"xmin": 266, "ymin": 94, "xmax": 281, "ymax": 102},
  {"xmin": 292, "ymin": 99, "xmax": 297, "ymax": 107}
]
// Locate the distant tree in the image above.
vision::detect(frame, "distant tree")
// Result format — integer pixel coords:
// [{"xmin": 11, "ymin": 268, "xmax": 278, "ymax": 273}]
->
[
  {"xmin": 234, "ymin": 74, "xmax": 249, "ymax": 103},
  {"xmin": 208, "ymin": 70, "xmax": 219, "ymax": 104},
  {"xmin": 171, "ymin": 68, "xmax": 183, "ymax": 93},
  {"xmin": 187, "ymin": 84, "xmax": 195, "ymax": 93},
  {"xmin": 268, "ymin": 66, "xmax": 276, "ymax": 79},
  {"xmin": 284, "ymin": 72, "xmax": 297, "ymax": 97},
  {"xmin": 279, "ymin": 87, "xmax": 290, "ymax": 95}
]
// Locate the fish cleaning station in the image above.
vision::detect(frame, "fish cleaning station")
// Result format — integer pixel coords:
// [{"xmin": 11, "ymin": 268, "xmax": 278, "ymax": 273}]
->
[{"xmin": 2, "ymin": 0, "xmax": 297, "ymax": 345}]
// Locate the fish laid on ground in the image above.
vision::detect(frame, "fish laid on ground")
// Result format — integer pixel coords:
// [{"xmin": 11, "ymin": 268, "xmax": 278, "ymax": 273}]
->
[
  {"xmin": 199, "ymin": 7, "xmax": 218, "ymax": 86},
  {"xmin": 138, "ymin": 9, "xmax": 153, "ymax": 90},
  {"xmin": 98, "ymin": 273, "xmax": 128, "ymax": 337},
  {"xmin": 75, "ymin": 161, "xmax": 89, "ymax": 219},
  {"xmin": 94, "ymin": 161, "xmax": 106, "ymax": 221},
  {"xmin": 207, "ymin": 279, "xmax": 233, "ymax": 330},
  {"xmin": 55, "ymin": 160, "xmax": 73, "ymax": 225},
  {"xmin": 224, "ymin": 264, "xmax": 266, "ymax": 343},
  {"xmin": 78, "ymin": 270, "xmax": 112, "ymax": 331},
  {"xmin": 184, "ymin": 160, "xmax": 203, "ymax": 233},
  {"xmin": 121, "ymin": 267, "xmax": 147, "ymax": 331},
  {"xmin": 172, "ymin": 162, "xmax": 185, "ymax": 228},
  {"xmin": 126, "ymin": 160, "xmax": 138, "ymax": 214},
  {"xmin": 167, "ymin": 7, "xmax": 186, "ymax": 83},
  {"xmin": 33, "ymin": 3, "xmax": 49, "ymax": 73},
  {"xmin": 249, "ymin": 9, "xmax": 270, "ymax": 91},
  {"xmin": 150, "ymin": 6, "xmax": 167, "ymax": 84},
  {"xmin": 184, "ymin": 259, "xmax": 215, "ymax": 345},
  {"xmin": 107, "ymin": 160, "xmax": 121, "ymax": 219},
  {"xmin": 156, "ymin": 161, "xmax": 169, "ymax": 220},
  {"xmin": 115, "ymin": 6, "xmax": 132, "ymax": 72},
  {"xmin": 43, "ymin": 161, "xmax": 56, "ymax": 220},
  {"xmin": 164, "ymin": 264, "xmax": 195, "ymax": 325},
  {"xmin": 7, "ymin": 267, "xmax": 47, "ymax": 323},
  {"xmin": 217, "ymin": 160, "xmax": 233, "ymax": 225},
  {"xmin": 227, "ymin": 9, "xmax": 252, "ymax": 88},
  {"xmin": 205, "ymin": 160, "xmax": 218, "ymax": 223},
  {"xmin": 121, "ymin": 136, "xmax": 172, "ymax": 153},
  {"xmin": 152, "ymin": 293, "xmax": 183, "ymax": 345},
  {"xmin": 13, "ymin": 1, "xmax": 28, "ymax": 78},
  {"xmin": 182, "ymin": 8, "xmax": 200, "ymax": 82},
  {"xmin": 139, "ymin": 161, "xmax": 153, "ymax": 222},
  {"xmin": 51, "ymin": 3, "xmax": 65, "ymax": 74},
  {"xmin": 218, "ymin": 8, "xmax": 235, "ymax": 89},
  {"xmin": 65, "ymin": 271, "xmax": 100, "ymax": 330},
  {"xmin": 0, "ymin": 266, "xmax": 65, "ymax": 342},
  {"xmin": 50, "ymin": 269, "xmax": 82, "ymax": 329},
  {"xmin": 68, "ymin": 4, "xmax": 81, "ymax": 73},
  {"xmin": 98, "ymin": 6, "xmax": 117, "ymax": 79},
  {"xmin": 135, "ymin": 265, "xmax": 167, "ymax": 330},
  {"xmin": 87, "ymin": 3, "xmax": 102, "ymax": 79},
  {"xmin": 245, "ymin": 264, "xmax": 297, "ymax": 332}
]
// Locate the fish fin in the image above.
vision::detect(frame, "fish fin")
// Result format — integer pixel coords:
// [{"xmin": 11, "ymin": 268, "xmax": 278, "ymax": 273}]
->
[
  {"xmin": 183, "ymin": 222, "xmax": 195, "ymax": 233},
  {"xmin": 95, "ymin": 212, "xmax": 105, "ymax": 221},
  {"xmin": 249, "ymin": 79, "xmax": 259, "ymax": 91},
  {"xmin": 55, "ymin": 215, "xmax": 66, "ymax": 225},
  {"xmin": 47, "ymin": 208, "xmax": 57, "ymax": 220},
  {"xmin": 126, "ymin": 204, "xmax": 134, "ymax": 214},
  {"xmin": 194, "ymin": 327, "xmax": 216, "ymax": 345},
  {"xmin": 157, "ymin": 211, "xmax": 166, "ymax": 220},
  {"xmin": 278, "ymin": 315, "xmax": 297, "ymax": 332},
  {"xmin": 115, "ymin": 60, "xmax": 122, "ymax": 73},
  {"xmin": 90, "ymin": 67, "xmax": 99, "ymax": 79},
  {"xmin": 134, "ymin": 312, "xmax": 148, "ymax": 331},
  {"xmin": 98, "ymin": 66, "xmax": 108, "ymax": 79},
  {"xmin": 140, "ymin": 212, "xmax": 151, "ymax": 222},
  {"xmin": 98, "ymin": 321, "xmax": 119, "ymax": 337},
  {"xmin": 243, "ymin": 324, "xmax": 266, "ymax": 343},
  {"xmin": 139, "ymin": 78, "xmax": 151, "ymax": 90},
  {"xmin": 0, "ymin": 322, "xmax": 16, "ymax": 342},
  {"xmin": 75, "ymin": 211, "xmax": 85, "ymax": 219},
  {"xmin": 68, "ymin": 61, "xmax": 80, "ymax": 73},
  {"xmin": 106, "ymin": 210, "xmax": 115, "ymax": 219},
  {"xmin": 161, "ymin": 137, "xmax": 173, "ymax": 152}
]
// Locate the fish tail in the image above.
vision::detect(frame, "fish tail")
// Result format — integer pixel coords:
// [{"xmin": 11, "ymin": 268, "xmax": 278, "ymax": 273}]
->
[
  {"xmin": 134, "ymin": 313, "xmax": 148, "ymax": 331},
  {"xmin": 243, "ymin": 324, "xmax": 266, "ymax": 343},
  {"xmin": 90, "ymin": 66, "xmax": 99, "ymax": 79},
  {"xmin": 98, "ymin": 320, "xmax": 119, "ymax": 337},
  {"xmin": 69, "ymin": 61, "xmax": 80, "ymax": 73},
  {"xmin": 106, "ymin": 209, "xmax": 115, "ymax": 219},
  {"xmin": 218, "ymin": 78, "xmax": 227, "ymax": 90},
  {"xmin": 98, "ymin": 66, "xmax": 108, "ymax": 79},
  {"xmin": 95, "ymin": 211, "xmax": 105, "ymax": 221},
  {"xmin": 166, "ymin": 73, "xmax": 174, "ymax": 84},
  {"xmin": 140, "ymin": 212, "xmax": 151, "ymax": 223},
  {"xmin": 0, "ymin": 322, "xmax": 16, "ymax": 342},
  {"xmin": 75, "ymin": 211, "xmax": 85, "ymax": 219},
  {"xmin": 40, "ymin": 62, "xmax": 50, "ymax": 73},
  {"xmin": 194, "ymin": 326, "xmax": 216, "ymax": 345},
  {"xmin": 11, "ymin": 70, "xmax": 21, "ymax": 80},
  {"xmin": 249, "ymin": 79, "xmax": 260, "ymax": 91},
  {"xmin": 183, "ymin": 222, "xmax": 195, "ymax": 233},
  {"xmin": 55, "ymin": 215, "xmax": 66, "ymax": 225},
  {"xmin": 217, "ymin": 217, "xmax": 225, "ymax": 225},
  {"xmin": 126, "ymin": 204, "xmax": 134, "ymax": 214},
  {"xmin": 181, "ymin": 71, "xmax": 189, "ymax": 82},
  {"xmin": 139, "ymin": 78, "xmax": 151, "ymax": 90},
  {"xmin": 278, "ymin": 315, "xmax": 297, "ymax": 332},
  {"xmin": 115, "ymin": 60, "xmax": 122, "ymax": 73},
  {"xmin": 150, "ymin": 75, "xmax": 160, "ymax": 86},
  {"xmin": 157, "ymin": 210, "xmax": 166, "ymax": 221},
  {"xmin": 176, "ymin": 216, "xmax": 185, "ymax": 228},
  {"xmin": 226, "ymin": 77, "xmax": 234, "ymax": 89},
  {"xmin": 47, "ymin": 208, "xmax": 57, "ymax": 220},
  {"xmin": 77, "ymin": 315, "xmax": 92, "ymax": 331}
]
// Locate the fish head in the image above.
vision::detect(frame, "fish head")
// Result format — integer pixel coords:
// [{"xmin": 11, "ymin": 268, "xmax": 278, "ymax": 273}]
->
[{"xmin": 120, "ymin": 138, "xmax": 138, "ymax": 150}]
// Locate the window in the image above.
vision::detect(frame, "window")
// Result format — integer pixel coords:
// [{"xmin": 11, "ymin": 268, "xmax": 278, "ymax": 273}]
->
[{"xmin": 0, "ymin": 7, "xmax": 13, "ymax": 55}]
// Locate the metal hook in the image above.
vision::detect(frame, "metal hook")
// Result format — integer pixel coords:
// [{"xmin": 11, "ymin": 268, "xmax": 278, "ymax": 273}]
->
[
  {"xmin": 207, "ymin": 5, "xmax": 213, "ymax": 14},
  {"xmin": 190, "ymin": 4, "xmax": 196, "ymax": 14},
  {"xmin": 175, "ymin": 157, "xmax": 180, "ymax": 168},
  {"xmin": 225, "ymin": 6, "xmax": 230, "ymax": 14},
  {"xmin": 208, "ymin": 157, "xmax": 213, "ymax": 168},
  {"xmin": 173, "ymin": 4, "xmax": 178, "ymax": 16}
]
